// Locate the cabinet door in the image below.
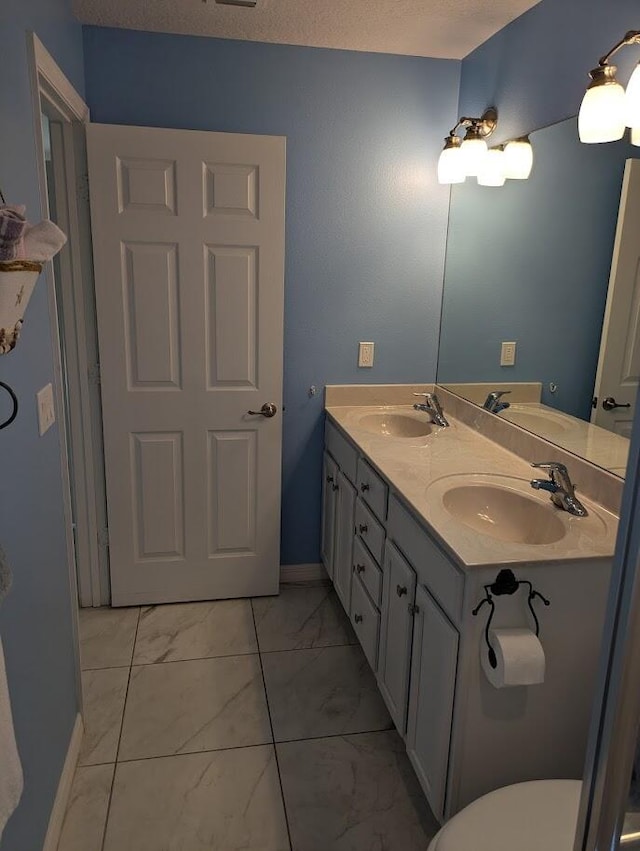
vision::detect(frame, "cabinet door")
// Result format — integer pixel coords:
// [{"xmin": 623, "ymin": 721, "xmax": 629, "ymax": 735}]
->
[
  {"xmin": 378, "ymin": 542, "xmax": 417, "ymax": 734},
  {"xmin": 333, "ymin": 469, "xmax": 357, "ymax": 613},
  {"xmin": 321, "ymin": 452, "xmax": 338, "ymax": 578},
  {"xmin": 406, "ymin": 584, "xmax": 459, "ymax": 821}
]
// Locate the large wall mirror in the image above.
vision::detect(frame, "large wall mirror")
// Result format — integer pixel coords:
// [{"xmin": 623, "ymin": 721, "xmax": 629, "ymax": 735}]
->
[{"xmin": 437, "ymin": 116, "xmax": 640, "ymax": 479}]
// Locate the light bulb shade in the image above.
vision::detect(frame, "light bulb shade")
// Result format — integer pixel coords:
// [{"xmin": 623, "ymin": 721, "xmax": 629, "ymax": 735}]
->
[
  {"xmin": 460, "ymin": 137, "xmax": 488, "ymax": 177},
  {"xmin": 477, "ymin": 148, "xmax": 506, "ymax": 187},
  {"xmin": 625, "ymin": 63, "xmax": 640, "ymax": 129},
  {"xmin": 632, "ymin": 126, "xmax": 640, "ymax": 146},
  {"xmin": 579, "ymin": 79, "xmax": 626, "ymax": 143},
  {"xmin": 437, "ymin": 144, "xmax": 465, "ymax": 184},
  {"xmin": 503, "ymin": 137, "xmax": 533, "ymax": 179}
]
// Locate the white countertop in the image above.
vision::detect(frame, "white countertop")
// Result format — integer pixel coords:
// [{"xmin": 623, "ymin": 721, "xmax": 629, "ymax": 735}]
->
[{"xmin": 326, "ymin": 404, "xmax": 619, "ymax": 569}]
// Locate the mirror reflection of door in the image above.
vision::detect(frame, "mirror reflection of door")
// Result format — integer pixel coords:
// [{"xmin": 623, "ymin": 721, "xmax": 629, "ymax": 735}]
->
[{"xmin": 592, "ymin": 159, "xmax": 640, "ymax": 438}]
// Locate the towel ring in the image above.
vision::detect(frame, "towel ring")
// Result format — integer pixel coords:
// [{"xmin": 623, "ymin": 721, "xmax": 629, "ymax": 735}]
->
[{"xmin": 0, "ymin": 381, "xmax": 18, "ymax": 430}]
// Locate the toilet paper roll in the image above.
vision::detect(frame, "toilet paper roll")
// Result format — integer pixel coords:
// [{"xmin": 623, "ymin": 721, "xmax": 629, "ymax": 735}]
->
[{"xmin": 481, "ymin": 628, "xmax": 545, "ymax": 688}]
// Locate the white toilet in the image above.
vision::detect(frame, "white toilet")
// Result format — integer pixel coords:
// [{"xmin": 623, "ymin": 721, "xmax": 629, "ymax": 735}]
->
[{"xmin": 427, "ymin": 779, "xmax": 582, "ymax": 851}]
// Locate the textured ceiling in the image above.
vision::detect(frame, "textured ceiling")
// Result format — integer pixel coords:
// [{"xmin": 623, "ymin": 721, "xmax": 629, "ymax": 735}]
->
[{"xmin": 73, "ymin": 0, "xmax": 542, "ymax": 60}]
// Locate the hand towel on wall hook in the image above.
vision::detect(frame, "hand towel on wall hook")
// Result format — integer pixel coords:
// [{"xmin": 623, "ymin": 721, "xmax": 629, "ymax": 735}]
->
[{"xmin": 0, "ymin": 196, "xmax": 67, "ymax": 354}]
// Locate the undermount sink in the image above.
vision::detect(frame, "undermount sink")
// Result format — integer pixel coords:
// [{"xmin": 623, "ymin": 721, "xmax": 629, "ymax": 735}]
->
[
  {"xmin": 358, "ymin": 412, "xmax": 433, "ymax": 438},
  {"xmin": 441, "ymin": 483, "xmax": 567, "ymax": 545}
]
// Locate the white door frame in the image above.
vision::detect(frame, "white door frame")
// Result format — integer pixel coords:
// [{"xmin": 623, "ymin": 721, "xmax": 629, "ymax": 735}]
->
[{"xmin": 27, "ymin": 33, "xmax": 108, "ymax": 609}]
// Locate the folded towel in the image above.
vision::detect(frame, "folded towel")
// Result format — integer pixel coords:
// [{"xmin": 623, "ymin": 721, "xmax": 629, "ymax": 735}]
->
[
  {"xmin": 0, "ymin": 635, "xmax": 23, "ymax": 841},
  {"xmin": 0, "ymin": 548, "xmax": 11, "ymax": 607},
  {"xmin": 23, "ymin": 220, "xmax": 67, "ymax": 263},
  {"xmin": 0, "ymin": 207, "xmax": 27, "ymax": 262}
]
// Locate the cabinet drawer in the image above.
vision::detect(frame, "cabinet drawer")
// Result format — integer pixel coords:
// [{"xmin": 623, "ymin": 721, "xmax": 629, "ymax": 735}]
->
[
  {"xmin": 388, "ymin": 495, "xmax": 463, "ymax": 626},
  {"xmin": 325, "ymin": 419, "xmax": 358, "ymax": 485},
  {"xmin": 350, "ymin": 572, "xmax": 380, "ymax": 672},
  {"xmin": 355, "ymin": 498, "xmax": 385, "ymax": 566},
  {"xmin": 356, "ymin": 457, "xmax": 388, "ymax": 522},
  {"xmin": 353, "ymin": 536, "xmax": 383, "ymax": 608}
]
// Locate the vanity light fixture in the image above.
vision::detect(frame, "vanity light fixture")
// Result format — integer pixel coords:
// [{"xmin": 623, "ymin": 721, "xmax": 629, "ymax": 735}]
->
[
  {"xmin": 503, "ymin": 136, "xmax": 534, "ymax": 180},
  {"xmin": 437, "ymin": 108, "xmax": 497, "ymax": 185},
  {"xmin": 477, "ymin": 146, "xmax": 506, "ymax": 187},
  {"xmin": 437, "ymin": 135, "xmax": 465, "ymax": 184},
  {"xmin": 579, "ymin": 30, "xmax": 640, "ymax": 144}
]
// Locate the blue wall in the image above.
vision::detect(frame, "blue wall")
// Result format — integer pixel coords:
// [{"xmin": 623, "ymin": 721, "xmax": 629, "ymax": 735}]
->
[
  {"xmin": 438, "ymin": 0, "xmax": 640, "ymax": 420},
  {"xmin": 458, "ymin": 0, "xmax": 640, "ymax": 143},
  {"xmin": 438, "ymin": 118, "xmax": 636, "ymax": 419},
  {"xmin": 0, "ymin": 3, "xmax": 84, "ymax": 850},
  {"xmin": 82, "ymin": 27, "xmax": 460, "ymax": 565}
]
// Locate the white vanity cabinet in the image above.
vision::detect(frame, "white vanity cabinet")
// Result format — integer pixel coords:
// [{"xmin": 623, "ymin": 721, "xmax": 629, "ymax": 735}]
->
[
  {"xmin": 321, "ymin": 452, "xmax": 338, "ymax": 578},
  {"xmin": 333, "ymin": 469, "xmax": 357, "ymax": 612},
  {"xmin": 378, "ymin": 541, "xmax": 418, "ymax": 733},
  {"xmin": 322, "ymin": 418, "xmax": 460, "ymax": 820},
  {"xmin": 323, "ymin": 422, "xmax": 359, "ymax": 613},
  {"xmin": 321, "ymin": 415, "xmax": 612, "ymax": 824},
  {"xmin": 406, "ymin": 584, "xmax": 459, "ymax": 820}
]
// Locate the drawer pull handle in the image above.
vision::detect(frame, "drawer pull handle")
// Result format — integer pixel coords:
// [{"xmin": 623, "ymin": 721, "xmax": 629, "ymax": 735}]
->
[
  {"xmin": 360, "ymin": 483, "xmax": 370, "ymax": 492},
  {"xmin": 326, "ymin": 475, "xmax": 334, "ymax": 484},
  {"xmin": 355, "ymin": 563, "xmax": 366, "ymax": 574},
  {"xmin": 408, "ymin": 604, "xmax": 420, "ymax": 616},
  {"xmin": 332, "ymin": 483, "xmax": 339, "ymax": 492},
  {"xmin": 396, "ymin": 585, "xmax": 407, "ymax": 597},
  {"xmin": 354, "ymin": 614, "xmax": 363, "ymax": 624},
  {"xmin": 359, "ymin": 524, "xmax": 368, "ymax": 534}
]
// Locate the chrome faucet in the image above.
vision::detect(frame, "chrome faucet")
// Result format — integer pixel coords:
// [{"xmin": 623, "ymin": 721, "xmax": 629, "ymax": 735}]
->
[
  {"xmin": 483, "ymin": 390, "xmax": 511, "ymax": 414},
  {"xmin": 530, "ymin": 462, "xmax": 588, "ymax": 517},
  {"xmin": 413, "ymin": 393, "xmax": 449, "ymax": 428}
]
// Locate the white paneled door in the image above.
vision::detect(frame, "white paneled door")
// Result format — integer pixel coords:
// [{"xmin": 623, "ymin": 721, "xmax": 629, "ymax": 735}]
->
[
  {"xmin": 87, "ymin": 124, "xmax": 285, "ymax": 605},
  {"xmin": 592, "ymin": 159, "xmax": 640, "ymax": 437}
]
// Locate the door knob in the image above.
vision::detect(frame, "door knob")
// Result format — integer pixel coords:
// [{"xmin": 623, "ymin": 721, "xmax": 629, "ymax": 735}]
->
[
  {"xmin": 247, "ymin": 402, "xmax": 278, "ymax": 418},
  {"xmin": 602, "ymin": 397, "xmax": 631, "ymax": 411}
]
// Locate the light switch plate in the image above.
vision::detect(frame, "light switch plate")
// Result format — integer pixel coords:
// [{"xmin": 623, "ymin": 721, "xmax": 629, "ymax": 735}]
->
[
  {"xmin": 37, "ymin": 383, "xmax": 56, "ymax": 436},
  {"xmin": 358, "ymin": 342, "xmax": 375, "ymax": 368},
  {"xmin": 500, "ymin": 341, "xmax": 517, "ymax": 367}
]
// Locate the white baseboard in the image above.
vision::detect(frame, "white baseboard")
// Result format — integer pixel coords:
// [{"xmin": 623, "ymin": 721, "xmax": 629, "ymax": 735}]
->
[
  {"xmin": 280, "ymin": 563, "xmax": 328, "ymax": 584},
  {"xmin": 42, "ymin": 713, "xmax": 83, "ymax": 851}
]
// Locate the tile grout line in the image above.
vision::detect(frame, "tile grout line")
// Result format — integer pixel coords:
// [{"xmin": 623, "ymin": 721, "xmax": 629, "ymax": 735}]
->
[
  {"xmin": 250, "ymin": 598, "xmax": 295, "ymax": 851},
  {"xmin": 99, "ymin": 606, "xmax": 142, "ymax": 851},
  {"xmin": 93, "ymin": 724, "xmax": 394, "ymax": 767}
]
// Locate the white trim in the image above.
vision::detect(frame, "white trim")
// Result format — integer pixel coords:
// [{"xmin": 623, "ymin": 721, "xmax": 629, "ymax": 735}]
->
[
  {"xmin": 280, "ymin": 563, "xmax": 329, "ymax": 584},
  {"xmin": 28, "ymin": 35, "xmax": 89, "ymax": 123},
  {"xmin": 41, "ymin": 713, "xmax": 83, "ymax": 851},
  {"xmin": 27, "ymin": 33, "xmax": 109, "ymax": 608}
]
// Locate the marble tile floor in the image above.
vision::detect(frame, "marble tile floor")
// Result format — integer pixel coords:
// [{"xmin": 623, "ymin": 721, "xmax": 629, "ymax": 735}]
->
[{"xmin": 60, "ymin": 584, "xmax": 439, "ymax": 851}]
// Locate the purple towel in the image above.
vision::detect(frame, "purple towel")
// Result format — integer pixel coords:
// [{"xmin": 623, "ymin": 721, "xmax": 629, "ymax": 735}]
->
[{"xmin": 0, "ymin": 206, "xmax": 27, "ymax": 261}]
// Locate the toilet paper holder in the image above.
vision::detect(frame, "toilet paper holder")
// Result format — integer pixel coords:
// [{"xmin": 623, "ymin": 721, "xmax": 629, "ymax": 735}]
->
[{"xmin": 472, "ymin": 569, "xmax": 550, "ymax": 669}]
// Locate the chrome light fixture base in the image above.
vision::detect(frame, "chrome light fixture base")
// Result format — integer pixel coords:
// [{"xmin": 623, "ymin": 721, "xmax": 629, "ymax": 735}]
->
[
  {"xmin": 579, "ymin": 30, "xmax": 640, "ymax": 145},
  {"xmin": 586, "ymin": 63, "xmax": 622, "ymax": 91},
  {"xmin": 474, "ymin": 107, "xmax": 498, "ymax": 139}
]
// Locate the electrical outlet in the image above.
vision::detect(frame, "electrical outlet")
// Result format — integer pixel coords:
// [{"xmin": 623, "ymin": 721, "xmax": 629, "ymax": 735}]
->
[
  {"xmin": 358, "ymin": 342, "xmax": 375, "ymax": 368},
  {"xmin": 37, "ymin": 383, "xmax": 56, "ymax": 436},
  {"xmin": 500, "ymin": 341, "xmax": 517, "ymax": 367}
]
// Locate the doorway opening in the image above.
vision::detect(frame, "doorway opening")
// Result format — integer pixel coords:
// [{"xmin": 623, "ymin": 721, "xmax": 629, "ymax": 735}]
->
[{"xmin": 30, "ymin": 34, "xmax": 110, "ymax": 608}]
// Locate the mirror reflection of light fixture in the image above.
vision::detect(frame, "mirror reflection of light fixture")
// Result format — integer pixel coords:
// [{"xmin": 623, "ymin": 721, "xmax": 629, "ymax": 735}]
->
[
  {"xmin": 477, "ymin": 147, "xmax": 506, "ymax": 187},
  {"xmin": 503, "ymin": 136, "xmax": 534, "ymax": 179},
  {"xmin": 579, "ymin": 30, "xmax": 640, "ymax": 144},
  {"xmin": 626, "ymin": 62, "xmax": 640, "ymax": 127},
  {"xmin": 437, "ymin": 108, "xmax": 497, "ymax": 185}
]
